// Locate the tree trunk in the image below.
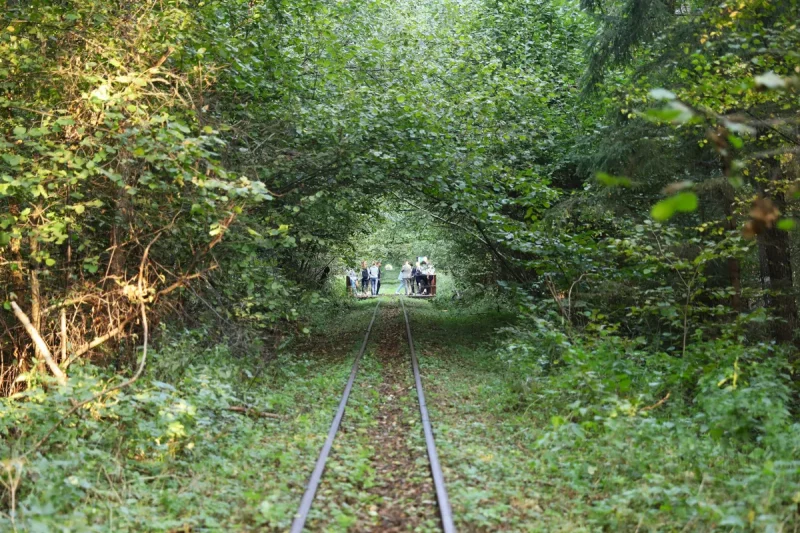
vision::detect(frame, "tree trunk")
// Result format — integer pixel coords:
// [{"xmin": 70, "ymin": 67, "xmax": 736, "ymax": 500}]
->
[
  {"xmin": 29, "ymin": 234, "xmax": 44, "ymax": 372},
  {"xmin": 750, "ymin": 148, "xmax": 798, "ymax": 354},
  {"xmin": 727, "ymin": 257, "xmax": 743, "ymax": 312},
  {"xmin": 758, "ymin": 238, "xmax": 770, "ymax": 297},
  {"xmin": 757, "ymin": 179, "xmax": 798, "ymax": 347},
  {"xmin": 720, "ymin": 185, "xmax": 743, "ymax": 312},
  {"xmin": 760, "ymin": 217, "xmax": 796, "ymax": 343}
]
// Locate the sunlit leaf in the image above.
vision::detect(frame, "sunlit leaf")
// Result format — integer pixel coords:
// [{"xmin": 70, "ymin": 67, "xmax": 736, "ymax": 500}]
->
[
  {"xmin": 596, "ymin": 172, "xmax": 632, "ymax": 187},
  {"xmin": 727, "ymin": 135, "xmax": 743, "ymax": 149},
  {"xmin": 652, "ymin": 192, "xmax": 698, "ymax": 221},
  {"xmin": 754, "ymin": 71, "xmax": 786, "ymax": 89},
  {"xmin": 641, "ymin": 102, "xmax": 694, "ymax": 124},
  {"xmin": 648, "ymin": 88, "xmax": 676, "ymax": 100}
]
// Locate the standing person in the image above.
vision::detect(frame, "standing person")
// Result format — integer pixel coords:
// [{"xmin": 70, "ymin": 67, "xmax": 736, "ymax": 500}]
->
[
  {"xmin": 360, "ymin": 261, "xmax": 370, "ymax": 296},
  {"xmin": 425, "ymin": 263, "xmax": 436, "ymax": 295},
  {"xmin": 376, "ymin": 261, "xmax": 382, "ymax": 295},
  {"xmin": 346, "ymin": 268, "xmax": 358, "ymax": 297},
  {"xmin": 369, "ymin": 261, "xmax": 380, "ymax": 295},
  {"xmin": 416, "ymin": 261, "xmax": 427, "ymax": 295},
  {"xmin": 394, "ymin": 269, "xmax": 405, "ymax": 295},
  {"xmin": 410, "ymin": 261, "xmax": 420, "ymax": 295},
  {"xmin": 400, "ymin": 260, "xmax": 413, "ymax": 295}
]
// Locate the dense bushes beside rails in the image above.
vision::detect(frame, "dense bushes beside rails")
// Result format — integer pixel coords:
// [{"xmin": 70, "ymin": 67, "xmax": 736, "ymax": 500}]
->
[{"xmin": 498, "ymin": 309, "xmax": 799, "ymax": 529}]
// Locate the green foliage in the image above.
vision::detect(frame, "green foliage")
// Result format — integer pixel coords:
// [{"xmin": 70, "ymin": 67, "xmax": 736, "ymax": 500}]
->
[
  {"xmin": 0, "ymin": 306, "xmax": 379, "ymax": 530},
  {"xmin": 500, "ymin": 317, "xmax": 800, "ymax": 528},
  {"xmin": 1, "ymin": 0, "xmax": 799, "ymax": 528},
  {"xmin": 406, "ymin": 302, "xmax": 800, "ymax": 531}
]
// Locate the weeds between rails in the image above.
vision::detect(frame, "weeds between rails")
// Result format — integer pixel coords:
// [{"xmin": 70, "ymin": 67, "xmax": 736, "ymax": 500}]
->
[{"xmin": 291, "ymin": 299, "xmax": 454, "ymax": 532}]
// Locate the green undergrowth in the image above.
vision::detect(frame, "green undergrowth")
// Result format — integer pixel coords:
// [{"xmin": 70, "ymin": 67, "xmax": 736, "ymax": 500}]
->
[
  {"xmin": 5, "ymin": 298, "xmax": 799, "ymax": 531},
  {"xmin": 0, "ymin": 302, "xmax": 379, "ymax": 532},
  {"xmin": 407, "ymin": 302, "xmax": 800, "ymax": 532}
]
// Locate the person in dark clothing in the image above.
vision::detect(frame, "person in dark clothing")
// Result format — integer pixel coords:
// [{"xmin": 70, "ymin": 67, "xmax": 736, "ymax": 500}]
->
[
  {"xmin": 376, "ymin": 261, "xmax": 382, "ymax": 295},
  {"xmin": 318, "ymin": 265, "xmax": 330, "ymax": 287},
  {"xmin": 410, "ymin": 261, "xmax": 420, "ymax": 294},
  {"xmin": 360, "ymin": 260, "xmax": 369, "ymax": 296},
  {"xmin": 417, "ymin": 261, "xmax": 429, "ymax": 294}
]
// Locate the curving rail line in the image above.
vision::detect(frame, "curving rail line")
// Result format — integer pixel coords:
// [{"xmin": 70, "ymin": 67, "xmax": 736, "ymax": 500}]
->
[{"xmin": 290, "ymin": 298, "xmax": 455, "ymax": 532}]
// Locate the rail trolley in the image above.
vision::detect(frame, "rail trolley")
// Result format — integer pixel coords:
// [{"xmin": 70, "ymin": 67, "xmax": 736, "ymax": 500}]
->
[{"xmin": 409, "ymin": 274, "xmax": 436, "ymax": 298}]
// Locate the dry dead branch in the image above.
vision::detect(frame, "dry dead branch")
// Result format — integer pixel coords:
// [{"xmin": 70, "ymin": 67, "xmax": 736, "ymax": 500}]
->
[{"xmin": 10, "ymin": 301, "xmax": 67, "ymax": 386}]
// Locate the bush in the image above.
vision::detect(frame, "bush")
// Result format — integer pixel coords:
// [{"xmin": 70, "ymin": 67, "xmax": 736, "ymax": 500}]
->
[
  {"xmin": 496, "ymin": 313, "xmax": 800, "ymax": 530},
  {"xmin": 501, "ymin": 313, "xmax": 797, "ymax": 444}
]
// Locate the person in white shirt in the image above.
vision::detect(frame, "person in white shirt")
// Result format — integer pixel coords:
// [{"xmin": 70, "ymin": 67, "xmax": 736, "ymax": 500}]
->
[
  {"xmin": 424, "ymin": 264, "xmax": 435, "ymax": 295},
  {"xmin": 394, "ymin": 270, "xmax": 405, "ymax": 295},
  {"xmin": 368, "ymin": 262, "xmax": 380, "ymax": 295}
]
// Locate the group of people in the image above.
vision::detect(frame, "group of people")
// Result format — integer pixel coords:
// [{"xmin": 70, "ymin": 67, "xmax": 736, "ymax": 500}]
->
[
  {"xmin": 345, "ymin": 260, "xmax": 384, "ymax": 296},
  {"xmin": 345, "ymin": 259, "xmax": 436, "ymax": 297},
  {"xmin": 394, "ymin": 260, "xmax": 435, "ymax": 296}
]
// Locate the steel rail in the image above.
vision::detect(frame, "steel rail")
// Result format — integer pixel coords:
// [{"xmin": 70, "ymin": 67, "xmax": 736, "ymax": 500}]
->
[
  {"xmin": 290, "ymin": 300, "xmax": 381, "ymax": 533},
  {"xmin": 400, "ymin": 298, "xmax": 456, "ymax": 533}
]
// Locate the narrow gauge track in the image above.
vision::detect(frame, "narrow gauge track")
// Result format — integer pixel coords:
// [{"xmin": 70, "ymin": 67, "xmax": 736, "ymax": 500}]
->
[{"xmin": 290, "ymin": 299, "xmax": 455, "ymax": 533}]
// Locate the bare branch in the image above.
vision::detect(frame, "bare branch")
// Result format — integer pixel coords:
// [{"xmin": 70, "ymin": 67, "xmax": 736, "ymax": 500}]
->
[{"xmin": 10, "ymin": 301, "xmax": 67, "ymax": 386}]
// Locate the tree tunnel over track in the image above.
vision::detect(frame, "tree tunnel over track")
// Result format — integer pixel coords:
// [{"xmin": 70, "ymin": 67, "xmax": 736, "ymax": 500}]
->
[
  {"xmin": 2, "ymin": 0, "xmax": 800, "ymax": 386},
  {"xmin": 2, "ymin": 0, "xmax": 586, "ymax": 379}
]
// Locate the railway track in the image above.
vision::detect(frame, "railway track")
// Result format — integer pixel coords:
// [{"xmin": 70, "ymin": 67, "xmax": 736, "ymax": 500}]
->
[{"xmin": 290, "ymin": 299, "xmax": 454, "ymax": 533}]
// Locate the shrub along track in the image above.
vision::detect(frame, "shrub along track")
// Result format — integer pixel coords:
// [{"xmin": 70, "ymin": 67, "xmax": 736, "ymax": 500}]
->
[{"xmin": 297, "ymin": 298, "xmax": 451, "ymax": 532}]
